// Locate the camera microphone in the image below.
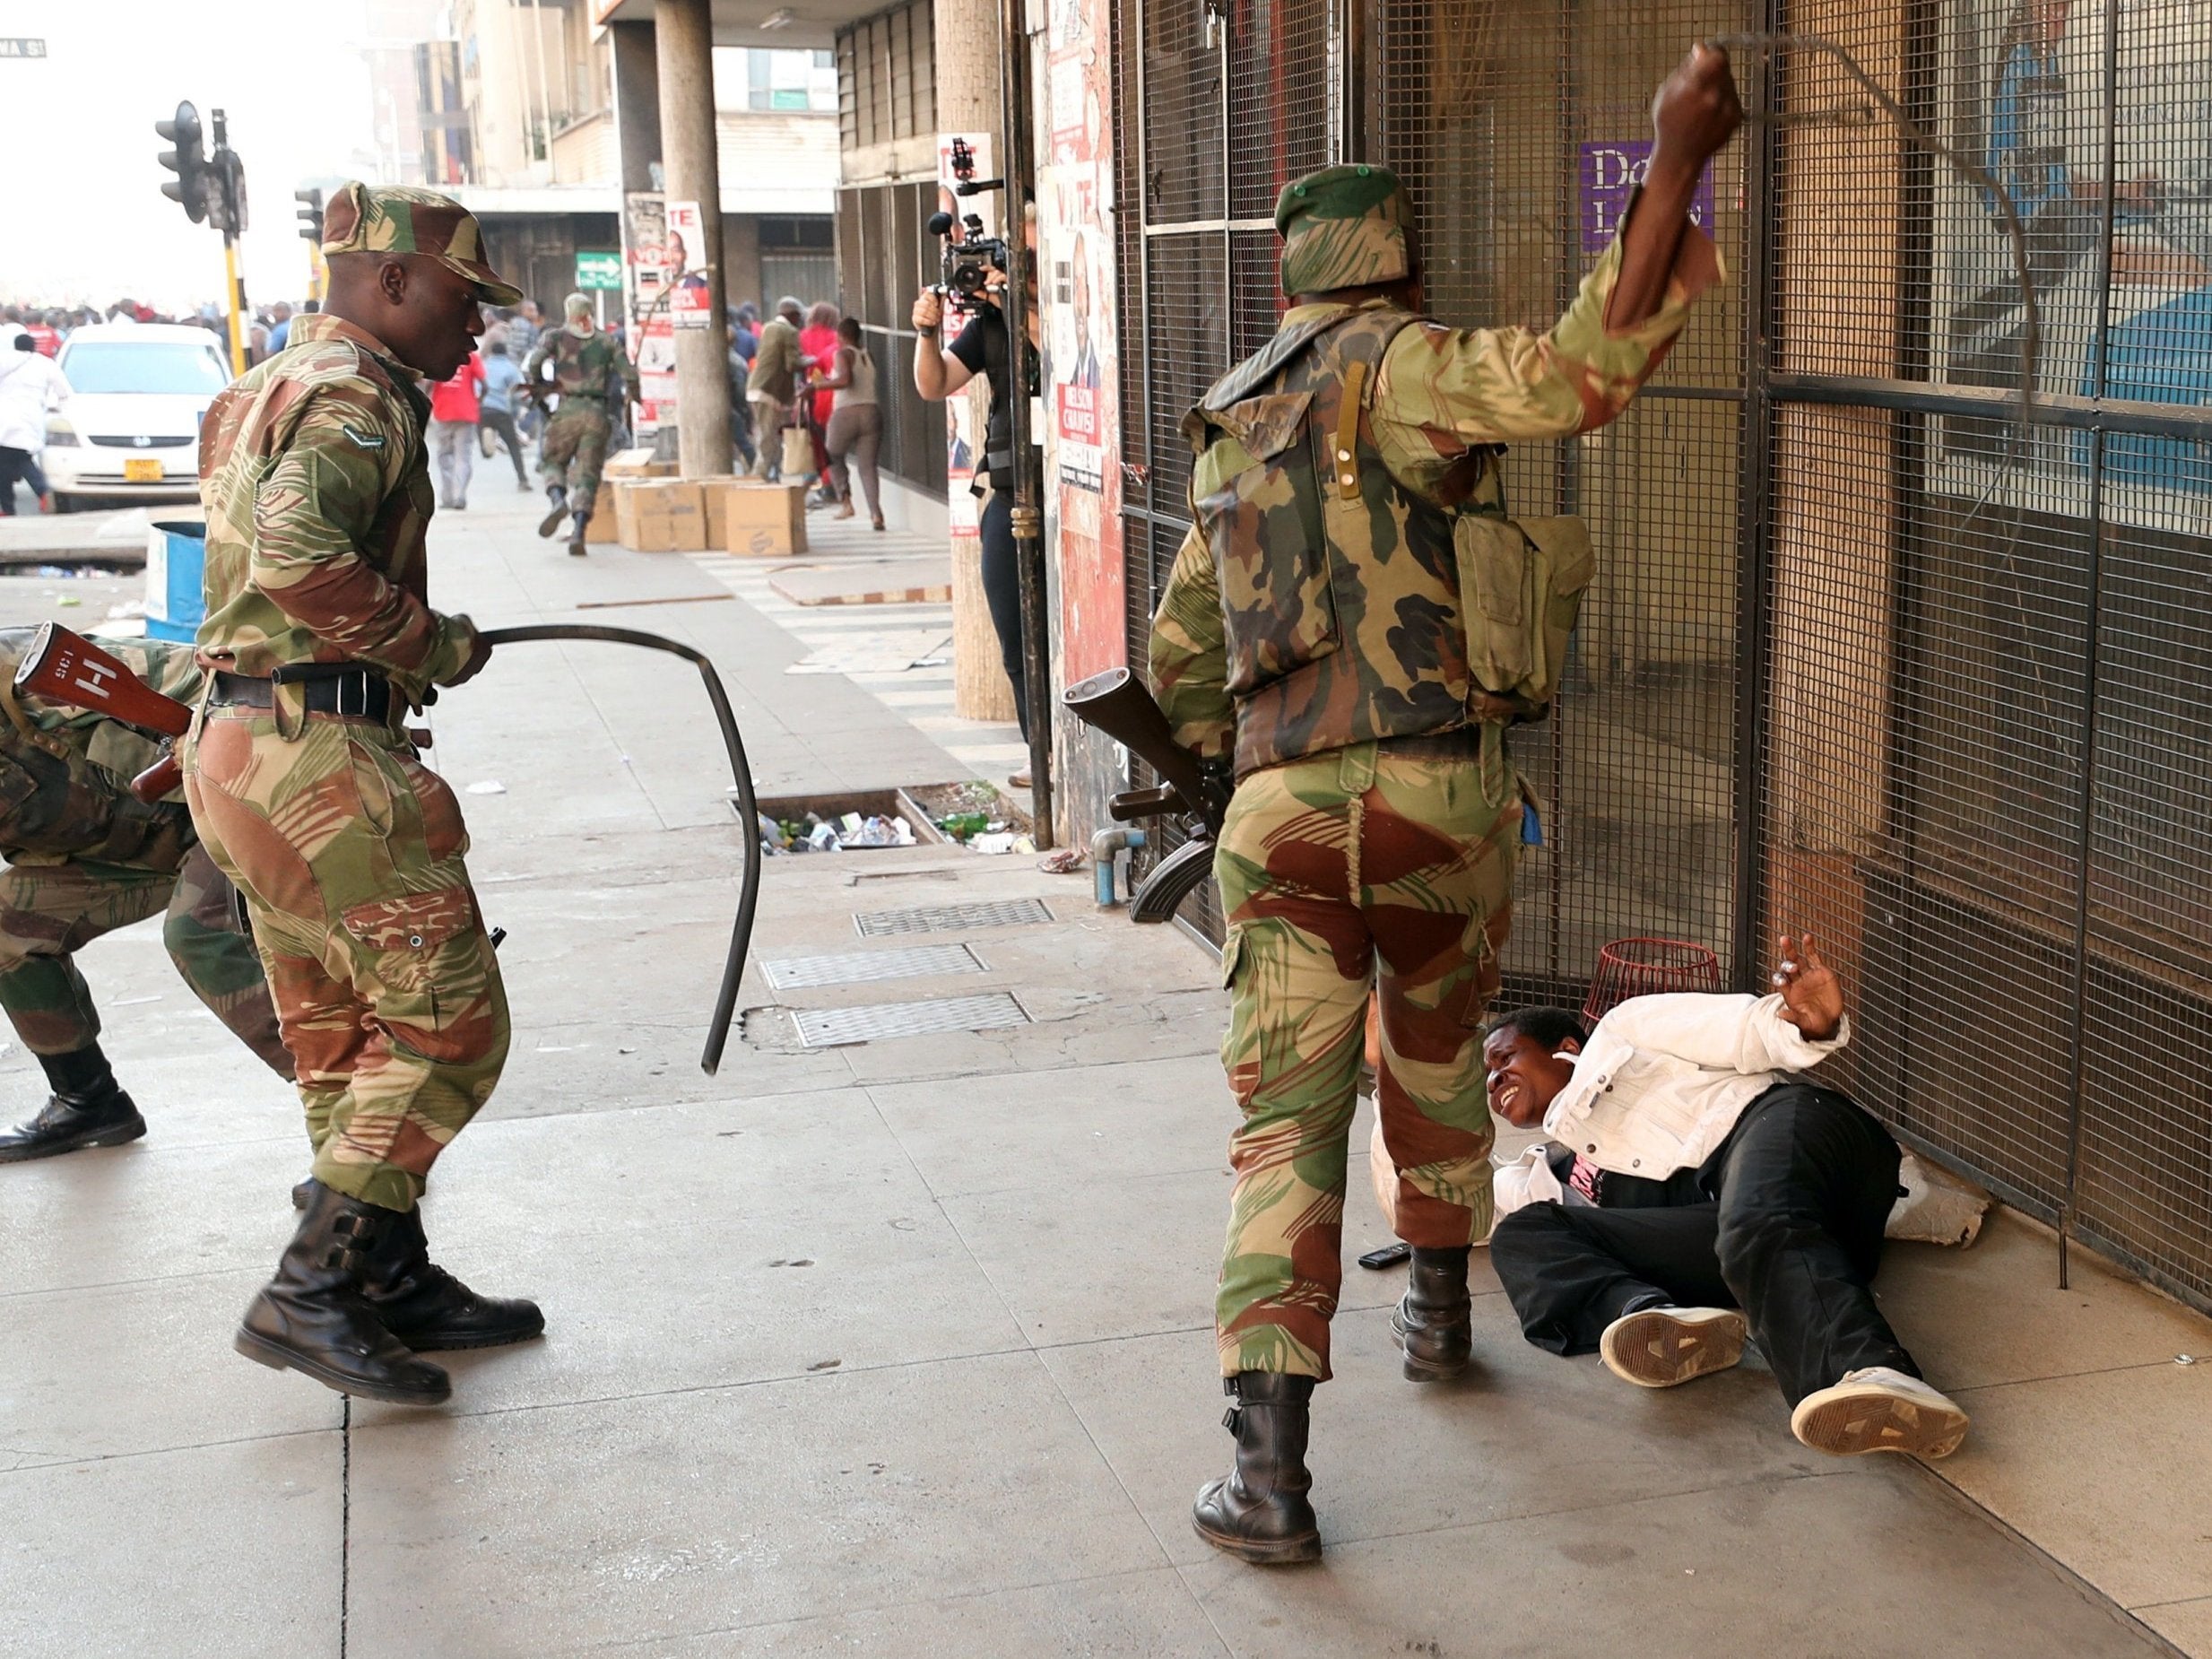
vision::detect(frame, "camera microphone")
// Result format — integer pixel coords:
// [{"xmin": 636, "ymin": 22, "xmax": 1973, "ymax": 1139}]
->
[{"xmin": 926, "ymin": 211, "xmax": 956, "ymax": 237}]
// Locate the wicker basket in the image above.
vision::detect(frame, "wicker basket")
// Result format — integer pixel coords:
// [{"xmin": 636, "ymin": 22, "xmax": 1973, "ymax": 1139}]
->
[{"xmin": 1581, "ymin": 937, "xmax": 1723, "ymax": 1026}]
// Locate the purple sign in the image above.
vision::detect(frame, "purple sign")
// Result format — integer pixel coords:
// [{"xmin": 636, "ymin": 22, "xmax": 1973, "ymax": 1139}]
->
[{"xmin": 1579, "ymin": 142, "xmax": 1715, "ymax": 256}]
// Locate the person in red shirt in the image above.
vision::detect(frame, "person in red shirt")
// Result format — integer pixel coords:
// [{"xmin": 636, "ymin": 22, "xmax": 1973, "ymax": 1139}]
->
[
  {"xmin": 428, "ymin": 349, "xmax": 487, "ymax": 509},
  {"xmin": 800, "ymin": 302, "xmax": 840, "ymax": 493},
  {"xmin": 24, "ymin": 317, "xmax": 59, "ymax": 358}
]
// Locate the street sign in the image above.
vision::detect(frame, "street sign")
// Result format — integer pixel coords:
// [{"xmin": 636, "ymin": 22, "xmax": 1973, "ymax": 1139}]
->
[
  {"xmin": 0, "ymin": 39, "xmax": 47, "ymax": 58},
  {"xmin": 576, "ymin": 250, "xmax": 623, "ymax": 291}
]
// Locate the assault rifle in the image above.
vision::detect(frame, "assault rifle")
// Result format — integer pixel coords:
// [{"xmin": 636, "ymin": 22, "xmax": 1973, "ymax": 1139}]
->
[
  {"xmin": 1061, "ymin": 666, "xmax": 1232, "ymax": 925},
  {"xmin": 13, "ymin": 623, "xmax": 191, "ymax": 803}
]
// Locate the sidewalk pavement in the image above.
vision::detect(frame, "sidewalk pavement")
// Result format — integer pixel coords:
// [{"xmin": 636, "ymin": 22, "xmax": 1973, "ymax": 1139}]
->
[{"xmin": 0, "ymin": 487, "xmax": 2203, "ymax": 1657}]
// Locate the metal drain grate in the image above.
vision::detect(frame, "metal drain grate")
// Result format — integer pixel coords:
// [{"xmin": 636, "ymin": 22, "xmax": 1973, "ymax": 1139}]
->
[
  {"xmin": 760, "ymin": 944, "xmax": 985, "ymax": 989},
  {"xmin": 853, "ymin": 898, "xmax": 1053, "ymax": 937},
  {"xmin": 791, "ymin": 992, "xmax": 1030, "ymax": 1048}
]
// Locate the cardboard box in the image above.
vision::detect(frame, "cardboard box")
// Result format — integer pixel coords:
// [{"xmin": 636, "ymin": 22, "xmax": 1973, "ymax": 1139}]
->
[
  {"xmin": 604, "ymin": 447, "xmax": 677, "ymax": 480},
  {"xmin": 613, "ymin": 479, "xmax": 707, "ymax": 552},
  {"xmin": 713, "ymin": 480, "xmax": 809, "ymax": 558},
  {"xmin": 584, "ymin": 491, "xmax": 617, "ymax": 544}
]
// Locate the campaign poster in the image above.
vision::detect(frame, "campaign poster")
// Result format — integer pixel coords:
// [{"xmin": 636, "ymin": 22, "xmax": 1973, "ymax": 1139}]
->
[
  {"xmin": 1933, "ymin": 0, "xmax": 2212, "ymax": 508},
  {"xmin": 1578, "ymin": 143, "xmax": 1713, "ymax": 256},
  {"xmin": 665, "ymin": 199, "xmax": 715, "ymax": 331},
  {"xmin": 622, "ymin": 192, "xmax": 679, "ymax": 435},
  {"xmin": 1040, "ymin": 0, "xmax": 1123, "ymax": 685}
]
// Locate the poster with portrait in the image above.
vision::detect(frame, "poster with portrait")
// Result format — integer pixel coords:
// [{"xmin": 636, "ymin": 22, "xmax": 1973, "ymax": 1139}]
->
[
  {"xmin": 1934, "ymin": 0, "xmax": 2212, "ymax": 506},
  {"xmin": 665, "ymin": 199, "xmax": 715, "ymax": 331},
  {"xmin": 622, "ymin": 192, "xmax": 679, "ymax": 435},
  {"xmin": 1040, "ymin": 0, "xmax": 1123, "ymax": 685}
]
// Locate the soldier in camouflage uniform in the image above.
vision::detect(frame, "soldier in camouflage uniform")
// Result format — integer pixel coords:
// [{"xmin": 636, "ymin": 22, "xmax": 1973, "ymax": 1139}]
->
[
  {"xmin": 185, "ymin": 182, "xmax": 538, "ymax": 1409},
  {"xmin": 524, "ymin": 292, "xmax": 640, "ymax": 556},
  {"xmin": 1149, "ymin": 47, "xmax": 1741, "ymax": 1562},
  {"xmin": 0, "ymin": 630, "xmax": 291, "ymax": 1162}
]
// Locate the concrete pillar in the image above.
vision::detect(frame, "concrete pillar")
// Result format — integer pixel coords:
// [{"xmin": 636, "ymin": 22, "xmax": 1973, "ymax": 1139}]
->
[
  {"xmin": 935, "ymin": 0, "xmax": 1019, "ymax": 725},
  {"xmin": 610, "ymin": 21, "xmax": 662, "ymax": 194},
  {"xmin": 655, "ymin": 0, "xmax": 733, "ymax": 479}
]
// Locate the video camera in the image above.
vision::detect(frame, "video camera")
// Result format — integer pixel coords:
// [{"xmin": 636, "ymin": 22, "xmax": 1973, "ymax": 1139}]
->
[{"xmin": 927, "ymin": 137, "xmax": 1009, "ymax": 310}]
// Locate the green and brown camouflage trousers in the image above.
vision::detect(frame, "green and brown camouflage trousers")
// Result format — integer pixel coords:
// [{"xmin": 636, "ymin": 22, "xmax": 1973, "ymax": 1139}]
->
[
  {"xmin": 539, "ymin": 398, "xmax": 613, "ymax": 516},
  {"xmin": 1212, "ymin": 728, "xmax": 1516, "ymax": 1381},
  {"xmin": 183, "ymin": 707, "xmax": 509, "ymax": 1212},
  {"xmin": 0, "ymin": 841, "xmax": 291, "ymax": 1074}
]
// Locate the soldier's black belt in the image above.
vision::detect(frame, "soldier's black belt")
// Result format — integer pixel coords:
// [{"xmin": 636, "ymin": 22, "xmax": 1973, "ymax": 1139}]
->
[{"xmin": 209, "ymin": 667, "xmax": 393, "ymax": 722}]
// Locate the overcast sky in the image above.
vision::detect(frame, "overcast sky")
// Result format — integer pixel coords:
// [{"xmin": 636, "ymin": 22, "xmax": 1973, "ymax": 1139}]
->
[{"xmin": 0, "ymin": 1, "xmax": 386, "ymax": 310}]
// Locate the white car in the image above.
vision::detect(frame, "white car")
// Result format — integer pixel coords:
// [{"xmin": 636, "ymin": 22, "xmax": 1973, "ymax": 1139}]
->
[{"xmin": 44, "ymin": 323, "xmax": 231, "ymax": 511}]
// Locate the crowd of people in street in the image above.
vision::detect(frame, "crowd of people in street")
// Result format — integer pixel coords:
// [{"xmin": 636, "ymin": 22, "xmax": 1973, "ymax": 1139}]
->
[{"xmin": 0, "ymin": 286, "xmax": 884, "ymax": 527}]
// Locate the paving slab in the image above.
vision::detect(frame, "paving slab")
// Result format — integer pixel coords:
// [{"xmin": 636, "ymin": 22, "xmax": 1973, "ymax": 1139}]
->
[
  {"xmin": 1878, "ymin": 1208, "xmax": 2212, "ymax": 1391},
  {"xmin": 343, "ymin": 1351, "xmax": 1167, "ymax": 1655},
  {"xmin": 2143, "ymin": 1598, "xmax": 2212, "ymax": 1655},
  {"xmin": 1175, "ymin": 1470, "xmax": 2165, "ymax": 1659},
  {"xmin": 1940, "ymin": 1357, "xmax": 2212, "ymax": 1609},
  {"xmin": 1, "ymin": 1267, "xmax": 336, "ymax": 1465},
  {"xmin": 768, "ymin": 556, "xmax": 950, "ymax": 606},
  {"xmin": 0, "ymin": 1433, "xmax": 342, "ymax": 1659},
  {"xmin": 332, "ymin": 1094, "xmax": 1029, "ymax": 1418},
  {"xmin": 629, "ymin": 1568, "xmax": 1224, "ymax": 1658}
]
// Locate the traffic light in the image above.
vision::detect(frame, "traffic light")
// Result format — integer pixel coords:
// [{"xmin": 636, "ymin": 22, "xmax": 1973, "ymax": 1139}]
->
[
  {"xmin": 206, "ymin": 108, "xmax": 246, "ymax": 235},
  {"xmin": 295, "ymin": 187, "xmax": 324, "ymax": 243},
  {"xmin": 155, "ymin": 100, "xmax": 207, "ymax": 222}
]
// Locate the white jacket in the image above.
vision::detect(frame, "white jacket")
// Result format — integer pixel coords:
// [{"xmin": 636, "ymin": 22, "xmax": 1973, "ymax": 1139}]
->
[
  {"xmin": 0, "ymin": 351, "xmax": 71, "ymax": 453},
  {"xmin": 1493, "ymin": 993, "xmax": 1848, "ymax": 1218}
]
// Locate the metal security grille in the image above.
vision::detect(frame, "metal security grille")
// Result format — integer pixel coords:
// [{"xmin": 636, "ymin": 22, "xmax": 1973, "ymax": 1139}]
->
[
  {"xmin": 760, "ymin": 944, "xmax": 985, "ymax": 989},
  {"xmin": 792, "ymin": 993, "xmax": 1029, "ymax": 1047},
  {"xmin": 1372, "ymin": 0, "xmax": 1754, "ymax": 1003},
  {"xmin": 1754, "ymin": 5, "xmax": 2212, "ymax": 1311},
  {"xmin": 853, "ymin": 898, "xmax": 1054, "ymax": 935},
  {"xmin": 1115, "ymin": 0, "xmax": 1342, "ymax": 943},
  {"xmin": 1107, "ymin": 0, "xmax": 2212, "ymax": 1308}
]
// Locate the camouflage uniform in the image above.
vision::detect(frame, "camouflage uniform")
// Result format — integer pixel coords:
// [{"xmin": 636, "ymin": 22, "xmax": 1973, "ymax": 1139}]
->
[
  {"xmin": 1149, "ymin": 164, "xmax": 1718, "ymax": 1382},
  {"xmin": 0, "ymin": 630, "xmax": 287, "ymax": 1073},
  {"xmin": 525, "ymin": 325, "xmax": 638, "ymax": 517},
  {"xmin": 183, "ymin": 184, "xmax": 519, "ymax": 1215}
]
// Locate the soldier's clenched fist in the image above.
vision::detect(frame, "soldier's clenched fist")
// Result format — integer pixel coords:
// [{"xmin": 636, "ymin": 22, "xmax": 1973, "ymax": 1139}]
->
[{"xmin": 1651, "ymin": 42, "xmax": 1743, "ymax": 172}]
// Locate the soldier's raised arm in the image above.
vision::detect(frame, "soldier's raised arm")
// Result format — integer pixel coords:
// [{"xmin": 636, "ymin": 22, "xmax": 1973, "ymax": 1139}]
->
[{"xmin": 1368, "ymin": 43, "xmax": 1740, "ymax": 483}]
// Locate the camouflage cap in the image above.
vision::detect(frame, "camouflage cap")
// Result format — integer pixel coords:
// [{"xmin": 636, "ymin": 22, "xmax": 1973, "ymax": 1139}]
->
[
  {"xmin": 321, "ymin": 182, "xmax": 524, "ymax": 306},
  {"xmin": 1276, "ymin": 164, "xmax": 1417, "ymax": 297}
]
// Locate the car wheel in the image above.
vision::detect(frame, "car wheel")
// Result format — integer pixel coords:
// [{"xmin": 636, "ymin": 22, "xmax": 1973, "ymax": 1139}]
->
[{"xmin": 49, "ymin": 493, "xmax": 79, "ymax": 515}]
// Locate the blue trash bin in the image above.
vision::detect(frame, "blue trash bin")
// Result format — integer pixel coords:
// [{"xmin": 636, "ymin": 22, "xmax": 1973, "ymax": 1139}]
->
[{"xmin": 144, "ymin": 520, "xmax": 204, "ymax": 644}]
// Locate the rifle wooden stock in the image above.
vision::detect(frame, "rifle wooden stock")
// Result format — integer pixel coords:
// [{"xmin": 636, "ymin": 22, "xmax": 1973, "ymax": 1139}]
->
[
  {"xmin": 131, "ymin": 751, "xmax": 184, "ymax": 804},
  {"xmin": 1061, "ymin": 667, "xmax": 1230, "ymax": 836},
  {"xmin": 14, "ymin": 624, "xmax": 194, "ymax": 738}
]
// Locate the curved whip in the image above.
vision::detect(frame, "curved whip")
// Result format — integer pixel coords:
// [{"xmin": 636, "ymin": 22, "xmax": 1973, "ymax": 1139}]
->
[{"xmin": 475, "ymin": 623, "xmax": 761, "ymax": 1075}]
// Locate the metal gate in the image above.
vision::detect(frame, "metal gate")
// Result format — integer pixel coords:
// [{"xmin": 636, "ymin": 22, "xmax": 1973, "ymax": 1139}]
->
[{"xmin": 1111, "ymin": 0, "xmax": 2212, "ymax": 1313}]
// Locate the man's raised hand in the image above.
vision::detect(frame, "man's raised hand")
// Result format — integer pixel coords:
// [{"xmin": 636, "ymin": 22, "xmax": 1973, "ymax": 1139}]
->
[
  {"xmin": 1651, "ymin": 42, "xmax": 1743, "ymax": 174},
  {"xmin": 1772, "ymin": 931, "xmax": 1844, "ymax": 1043}
]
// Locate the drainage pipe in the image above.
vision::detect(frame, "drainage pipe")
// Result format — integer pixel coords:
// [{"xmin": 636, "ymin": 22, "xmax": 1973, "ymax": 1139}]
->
[{"xmin": 1091, "ymin": 826, "xmax": 1145, "ymax": 908}]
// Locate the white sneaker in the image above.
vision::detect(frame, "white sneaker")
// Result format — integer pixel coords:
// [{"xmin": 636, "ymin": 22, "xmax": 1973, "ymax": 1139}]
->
[
  {"xmin": 1600, "ymin": 1306, "xmax": 1748, "ymax": 1388},
  {"xmin": 1790, "ymin": 1366, "xmax": 1970, "ymax": 1459}
]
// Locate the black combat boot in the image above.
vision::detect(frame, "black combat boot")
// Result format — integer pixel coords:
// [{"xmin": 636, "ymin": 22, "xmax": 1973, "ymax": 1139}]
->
[
  {"xmin": 567, "ymin": 507, "xmax": 591, "ymax": 557},
  {"xmin": 0, "ymin": 1045, "xmax": 146, "ymax": 1162},
  {"xmin": 1390, "ymin": 1245, "xmax": 1473, "ymax": 1381},
  {"xmin": 536, "ymin": 483, "xmax": 569, "ymax": 537},
  {"xmin": 234, "ymin": 1180, "xmax": 451, "ymax": 1405},
  {"xmin": 360, "ymin": 1203, "xmax": 543, "ymax": 1351},
  {"xmin": 1190, "ymin": 1372, "xmax": 1322, "ymax": 1565}
]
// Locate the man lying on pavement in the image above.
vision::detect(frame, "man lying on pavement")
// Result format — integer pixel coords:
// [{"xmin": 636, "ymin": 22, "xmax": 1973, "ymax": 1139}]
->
[{"xmin": 1482, "ymin": 934, "xmax": 1970, "ymax": 1460}]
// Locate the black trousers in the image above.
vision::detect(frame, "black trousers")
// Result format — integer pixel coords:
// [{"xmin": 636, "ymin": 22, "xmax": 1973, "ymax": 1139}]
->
[
  {"xmin": 0, "ymin": 446, "xmax": 27, "ymax": 515},
  {"xmin": 478, "ymin": 410, "xmax": 527, "ymax": 483},
  {"xmin": 979, "ymin": 488, "xmax": 1028, "ymax": 742},
  {"xmin": 1488, "ymin": 1083, "xmax": 1917, "ymax": 1405}
]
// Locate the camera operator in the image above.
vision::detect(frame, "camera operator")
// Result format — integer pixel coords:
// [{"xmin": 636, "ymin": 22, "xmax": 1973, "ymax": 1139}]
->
[{"xmin": 910, "ymin": 220, "xmax": 1042, "ymax": 782}]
